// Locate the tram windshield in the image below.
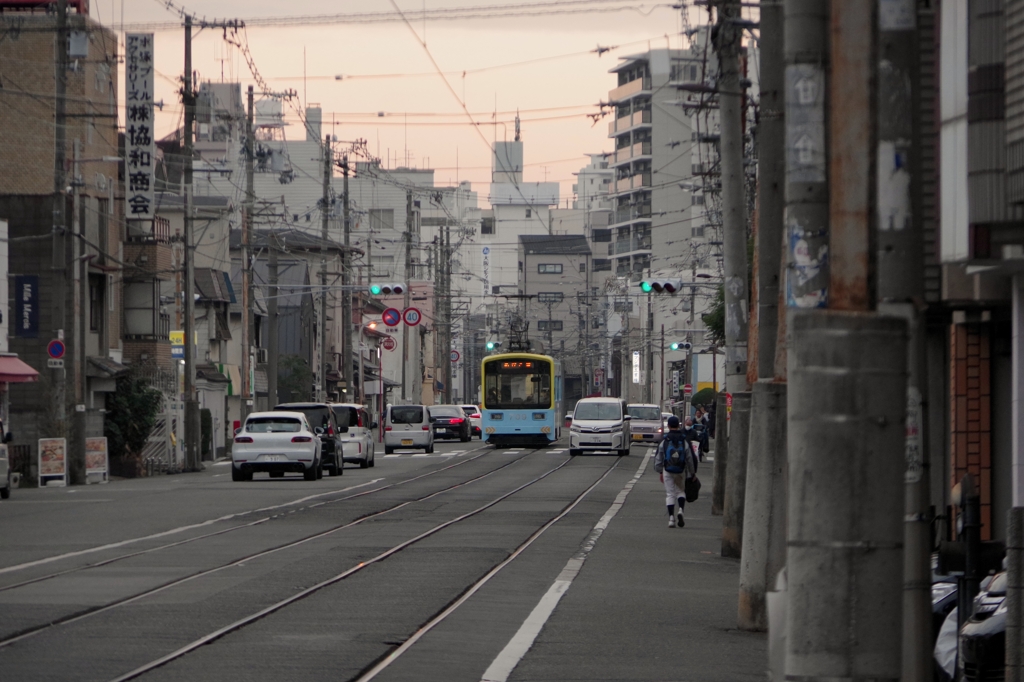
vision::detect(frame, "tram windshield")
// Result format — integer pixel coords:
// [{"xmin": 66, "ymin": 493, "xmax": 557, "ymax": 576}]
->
[{"xmin": 483, "ymin": 359, "xmax": 551, "ymax": 410}]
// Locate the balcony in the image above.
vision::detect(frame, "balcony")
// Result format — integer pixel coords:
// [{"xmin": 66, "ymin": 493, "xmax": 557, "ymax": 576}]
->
[
  {"xmin": 608, "ymin": 76, "xmax": 652, "ymax": 104},
  {"xmin": 611, "ymin": 237, "xmax": 653, "ymax": 256},
  {"xmin": 608, "ymin": 109, "xmax": 652, "ymax": 136},
  {"xmin": 612, "ymin": 140, "xmax": 652, "ymax": 167},
  {"xmin": 612, "ymin": 204, "xmax": 653, "ymax": 226}
]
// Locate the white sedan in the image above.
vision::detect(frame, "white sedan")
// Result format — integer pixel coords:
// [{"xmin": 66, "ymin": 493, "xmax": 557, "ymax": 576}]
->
[{"xmin": 232, "ymin": 411, "xmax": 322, "ymax": 481}]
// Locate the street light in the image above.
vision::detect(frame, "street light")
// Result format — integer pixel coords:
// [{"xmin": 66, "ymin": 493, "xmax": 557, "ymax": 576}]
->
[{"xmin": 355, "ymin": 320, "xmax": 378, "ymax": 405}]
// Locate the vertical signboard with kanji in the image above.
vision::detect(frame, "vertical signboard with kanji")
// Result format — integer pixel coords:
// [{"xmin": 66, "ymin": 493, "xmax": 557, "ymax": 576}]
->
[{"xmin": 125, "ymin": 34, "xmax": 155, "ymax": 223}]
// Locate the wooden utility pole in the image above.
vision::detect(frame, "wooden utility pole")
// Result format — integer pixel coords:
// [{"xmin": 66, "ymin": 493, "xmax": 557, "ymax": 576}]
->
[
  {"xmin": 267, "ymin": 234, "xmax": 279, "ymax": 407},
  {"xmin": 402, "ymin": 192, "xmax": 412, "ymax": 402},
  {"xmin": 52, "ymin": 0, "xmax": 68, "ymax": 453}
]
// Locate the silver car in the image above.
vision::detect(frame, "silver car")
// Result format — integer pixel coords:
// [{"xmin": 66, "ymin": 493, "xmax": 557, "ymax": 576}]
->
[
  {"xmin": 626, "ymin": 404, "xmax": 665, "ymax": 445},
  {"xmin": 384, "ymin": 404, "xmax": 434, "ymax": 454}
]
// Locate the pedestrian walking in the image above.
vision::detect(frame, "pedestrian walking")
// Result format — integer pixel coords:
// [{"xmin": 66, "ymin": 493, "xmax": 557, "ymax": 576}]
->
[{"xmin": 654, "ymin": 415, "xmax": 697, "ymax": 528}]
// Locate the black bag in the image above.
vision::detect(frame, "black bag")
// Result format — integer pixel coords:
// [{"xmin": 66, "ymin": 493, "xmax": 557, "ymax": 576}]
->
[{"xmin": 685, "ymin": 475, "xmax": 701, "ymax": 503}]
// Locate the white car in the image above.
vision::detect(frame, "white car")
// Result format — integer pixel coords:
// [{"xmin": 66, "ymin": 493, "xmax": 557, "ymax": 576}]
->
[
  {"xmin": 384, "ymin": 404, "xmax": 434, "ymax": 454},
  {"xmin": 232, "ymin": 411, "xmax": 322, "ymax": 481},
  {"xmin": 331, "ymin": 403, "xmax": 376, "ymax": 469},
  {"xmin": 569, "ymin": 397, "xmax": 631, "ymax": 457},
  {"xmin": 460, "ymin": 404, "xmax": 482, "ymax": 439}
]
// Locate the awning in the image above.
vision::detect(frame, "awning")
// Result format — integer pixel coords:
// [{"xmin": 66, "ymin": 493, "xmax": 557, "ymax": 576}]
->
[{"xmin": 0, "ymin": 355, "xmax": 39, "ymax": 383}]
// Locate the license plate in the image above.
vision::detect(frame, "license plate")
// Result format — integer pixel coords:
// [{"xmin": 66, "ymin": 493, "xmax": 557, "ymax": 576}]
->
[
  {"xmin": 437, "ymin": 428, "xmax": 448, "ymax": 434},
  {"xmin": 401, "ymin": 439, "xmax": 414, "ymax": 446},
  {"xmin": 261, "ymin": 454, "xmax": 286, "ymax": 462},
  {"xmin": 632, "ymin": 434, "xmax": 643, "ymax": 441}
]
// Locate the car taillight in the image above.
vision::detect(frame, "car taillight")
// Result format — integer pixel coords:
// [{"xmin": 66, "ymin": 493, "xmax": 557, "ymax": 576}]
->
[
  {"xmin": 328, "ymin": 424, "xmax": 334, "ymax": 435},
  {"xmin": 385, "ymin": 426, "xmax": 393, "ymax": 431},
  {"xmin": 234, "ymin": 436, "xmax": 253, "ymax": 443},
  {"xmin": 357, "ymin": 414, "xmax": 364, "ymax": 427},
  {"xmin": 450, "ymin": 418, "xmax": 464, "ymax": 425},
  {"xmin": 422, "ymin": 425, "xmax": 430, "ymax": 430},
  {"xmin": 292, "ymin": 436, "xmax": 312, "ymax": 443},
  {"xmin": 470, "ymin": 413, "xmax": 481, "ymax": 419}
]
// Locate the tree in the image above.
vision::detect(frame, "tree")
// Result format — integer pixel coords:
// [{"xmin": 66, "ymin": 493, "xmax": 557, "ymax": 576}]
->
[
  {"xmin": 702, "ymin": 284, "xmax": 725, "ymax": 346},
  {"xmin": 104, "ymin": 373, "xmax": 163, "ymax": 474},
  {"xmin": 691, "ymin": 387, "xmax": 717, "ymax": 407}
]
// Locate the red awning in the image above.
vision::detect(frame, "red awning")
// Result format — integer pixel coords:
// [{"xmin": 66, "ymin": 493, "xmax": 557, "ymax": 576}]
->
[{"xmin": 0, "ymin": 356, "xmax": 39, "ymax": 383}]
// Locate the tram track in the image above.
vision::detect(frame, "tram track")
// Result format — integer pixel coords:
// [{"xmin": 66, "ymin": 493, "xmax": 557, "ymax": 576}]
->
[
  {"xmin": 106, "ymin": 452, "xmax": 626, "ymax": 682},
  {"xmin": 0, "ymin": 444, "xmax": 540, "ymax": 650}
]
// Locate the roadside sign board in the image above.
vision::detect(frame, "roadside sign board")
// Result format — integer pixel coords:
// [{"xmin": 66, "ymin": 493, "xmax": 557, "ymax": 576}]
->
[
  {"xmin": 403, "ymin": 307, "xmax": 422, "ymax": 326},
  {"xmin": 382, "ymin": 308, "xmax": 402, "ymax": 327},
  {"xmin": 47, "ymin": 358, "xmax": 64, "ymax": 369},
  {"xmin": 450, "ymin": 349, "xmax": 460, "ymax": 363},
  {"xmin": 38, "ymin": 438, "xmax": 67, "ymax": 486},
  {"xmin": 726, "ymin": 392, "xmax": 733, "ymax": 420},
  {"xmin": 47, "ymin": 339, "xmax": 65, "ymax": 360},
  {"xmin": 381, "ymin": 336, "xmax": 397, "ymax": 351},
  {"xmin": 85, "ymin": 437, "xmax": 109, "ymax": 482},
  {"xmin": 683, "ymin": 383, "xmax": 693, "ymax": 397}
]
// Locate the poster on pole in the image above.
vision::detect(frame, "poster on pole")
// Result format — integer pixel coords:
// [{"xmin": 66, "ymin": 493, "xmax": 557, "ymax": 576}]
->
[
  {"xmin": 38, "ymin": 438, "xmax": 67, "ymax": 486},
  {"xmin": 125, "ymin": 33, "xmax": 156, "ymax": 223},
  {"xmin": 85, "ymin": 437, "xmax": 109, "ymax": 482}
]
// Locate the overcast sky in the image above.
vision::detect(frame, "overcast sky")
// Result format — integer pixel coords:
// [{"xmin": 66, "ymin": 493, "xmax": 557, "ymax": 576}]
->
[{"xmin": 99, "ymin": 1, "xmax": 708, "ymax": 205}]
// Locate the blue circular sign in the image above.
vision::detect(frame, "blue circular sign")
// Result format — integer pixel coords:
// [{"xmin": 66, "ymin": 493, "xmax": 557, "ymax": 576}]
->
[
  {"xmin": 382, "ymin": 307, "xmax": 402, "ymax": 327},
  {"xmin": 47, "ymin": 339, "xmax": 66, "ymax": 359},
  {"xmin": 482, "ymin": 247, "xmax": 490, "ymax": 255}
]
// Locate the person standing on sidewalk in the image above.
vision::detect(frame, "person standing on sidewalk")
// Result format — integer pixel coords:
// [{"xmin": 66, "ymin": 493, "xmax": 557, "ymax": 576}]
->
[{"xmin": 654, "ymin": 416, "xmax": 697, "ymax": 528}]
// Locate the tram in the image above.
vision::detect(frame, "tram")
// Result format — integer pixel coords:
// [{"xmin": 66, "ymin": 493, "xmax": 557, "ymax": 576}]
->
[{"xmin": 480, "ymin": 352, "xmax": 562, "ymax": 447}]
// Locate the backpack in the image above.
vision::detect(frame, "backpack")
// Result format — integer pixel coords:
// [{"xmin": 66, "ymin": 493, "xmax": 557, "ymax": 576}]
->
[{"xmin": 663, "ymin": 434, "xmax": 689, "ymax": 474}]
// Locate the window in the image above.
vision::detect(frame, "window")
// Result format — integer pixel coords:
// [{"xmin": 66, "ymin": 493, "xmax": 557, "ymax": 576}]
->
[
  {"xmin": 481, "ymin": 217, "xmax": 495, "ymax": 235},
  {"xmin": 693, "ymin": 195, "xmax": 705, "ymax": 205},
  {"xmin": 593, "ymin": 259, "xmax": 611, "ymax": 272},
  {"xmin": 579, "ymin": 261, "xmax": 587, "ymax": 273},
  {"xmin": 537, "ymin": 320, "xmax": 563, "ymax": 331},
  {"xmin": 537, "ymin": 264, "xmax": 562, "ymax": 274},
  {"xmin": 89, "ymin": 277, "xmax": 103, "ymax": 332},
  {"xmin": 390, "ymin": 406, "xmax": 424, "ymax": 424},
  {"xmin": 368, "ymin": 208, "xmax": 395, "ymax": 231},
  {"xmin": 592, "ymin": 229, "xmax": 612, "ymax": 243},
  {"xmin": 483, "ymin": 358, "xmax": 551, "ymax": 409},
  {"xmin": 537, "ymin": 292, "xmax": 563, "ymax": 304},
  {"xmin": 526, "ymin": 209, "xmax": 532, "ymax": 218}
]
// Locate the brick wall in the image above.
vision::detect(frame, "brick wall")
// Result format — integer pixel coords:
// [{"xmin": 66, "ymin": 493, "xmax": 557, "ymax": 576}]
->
[{"xmin": 950, "ymin": 319, "xmax": 993, "ymax": 539}]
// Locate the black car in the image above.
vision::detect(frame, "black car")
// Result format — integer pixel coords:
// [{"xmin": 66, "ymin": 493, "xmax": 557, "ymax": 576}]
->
[
  {"xmin": 959, "ymin": 571, "xmax": 1007, "ymax": 682},
  {"xmin": 273, "ymin": 402, "xmax": 344, "ymax": 476},
  {"xmin": 428, "ymin": 405, "xmax": 471, "ymax": 442}
]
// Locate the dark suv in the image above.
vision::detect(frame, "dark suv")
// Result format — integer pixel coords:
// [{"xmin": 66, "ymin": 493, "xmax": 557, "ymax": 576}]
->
[{"xmin": 273, "ymin": 403, "xmax": 344, "ymax": 476}]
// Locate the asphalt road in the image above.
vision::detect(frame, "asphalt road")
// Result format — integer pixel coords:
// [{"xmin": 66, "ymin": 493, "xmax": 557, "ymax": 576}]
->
[{"xmin": 0, "ymin": 437, "xmax": 765, "ymax": 681}]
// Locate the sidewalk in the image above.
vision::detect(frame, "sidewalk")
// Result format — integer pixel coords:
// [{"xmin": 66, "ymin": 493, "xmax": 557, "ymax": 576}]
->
[{"xmin": 510, "ymin": 450, "xmax": 767, "ymax": 681}]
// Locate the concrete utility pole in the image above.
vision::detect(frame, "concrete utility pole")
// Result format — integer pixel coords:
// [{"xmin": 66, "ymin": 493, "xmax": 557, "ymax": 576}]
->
[
  {"xmin": 71, "ymin": 139, "xmax": 85, "ymax": 484},
  {"xmin": 716, "ymin": 0, "xmax": 751, "ymax": 557},
  {"xmin": 319, "ymin": 134, "xmax": 331, "ymax": 402},
  {"xmin": 51, "ymin": 0, "xmax": 69, "ymax": 472},
  {"xmin": 241, "ymin": 85, "xmax": 254, "ymax": 422},
  {"xmin": 267, "ymin": 234, "xmax": 279, "ymax": 407},
  {"xmin": 182, "ymin": 14, "xmax": 200, "ymax": 471},
  {"xmin": 873, "ymin": 4, "xmax": 932, "ymax": 678},
  {"xmin": 786, "ymin": 314, "xmax": 908, "ymax": 681},
  {"xmin": 340, "ymin": 155, "xmax": 352, "ymax": 404},
  {"xmin": 737, "ymin": 0, "xmax": 787, "ymax": 631},
  {"xmin": 402, "ymin": 191, "xmax": 412, "ymax": 402}
]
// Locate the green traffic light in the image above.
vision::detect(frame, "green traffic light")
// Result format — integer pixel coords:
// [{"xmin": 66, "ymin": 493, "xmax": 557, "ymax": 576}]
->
[
  {"xmin": 640, "ymin": 281, "xmax": 653, "ymax": 293},
  {"xmin": 370, "ymin": 284, "xmax": 382, "ymax": 295},
  {"xmin": 486, "ymin": 342, "xmax": 495, "ymax": 350}
]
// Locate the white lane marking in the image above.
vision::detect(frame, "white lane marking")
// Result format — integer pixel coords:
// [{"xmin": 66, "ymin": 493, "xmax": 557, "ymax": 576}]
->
[
  {"xmin": 384, "ymin": 455, "xmax": 401, "ymax": 459},
  {"xmin": 480, "ymin": 454, "xmax": 650, "ymax": 682},
  {"xmin": 0, "ymin": 478, "xmax": 383, "ymax": 576},
  {"xmin": 412, "ymin": 454, "xmax": 429, "ymax": 458}
]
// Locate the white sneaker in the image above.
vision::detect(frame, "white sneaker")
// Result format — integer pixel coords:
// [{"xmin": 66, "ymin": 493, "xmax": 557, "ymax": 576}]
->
[
  {"xmin": 668, "ymin": 516, "xmax": 676, "ymax": 528},
  {"xmin": 677, "ymin": 512, "xmax": 685, "ymax": 528}
]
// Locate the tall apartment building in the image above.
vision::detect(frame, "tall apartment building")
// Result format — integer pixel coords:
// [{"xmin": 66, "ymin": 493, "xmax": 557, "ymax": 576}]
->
[{"xmin": 0, "ymin": 8, "xmax": 126, "ymax": 477}]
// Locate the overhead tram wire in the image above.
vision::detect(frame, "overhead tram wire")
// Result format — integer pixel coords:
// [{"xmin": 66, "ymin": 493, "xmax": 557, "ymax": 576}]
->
[{"xmin": 131, "ymin": 0, "xmax": 663, "ymax": 32}]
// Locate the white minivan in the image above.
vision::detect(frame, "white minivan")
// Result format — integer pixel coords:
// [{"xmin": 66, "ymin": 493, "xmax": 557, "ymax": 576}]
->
[
  {"xmin": 568, "ymin": 397, "xmax": 631, "ymax": 457},
  {"xmin": 384, "ymin": 404, "xmax": 434, "ymax": 454},
  {"xmin": 331, "ymin": 403, "xmax": 376, "ymax": 469}
]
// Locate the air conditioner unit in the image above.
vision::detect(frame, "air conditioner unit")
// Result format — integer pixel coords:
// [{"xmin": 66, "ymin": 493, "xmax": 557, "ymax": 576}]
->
[{"xmin": 255, "ymin": 348, "xmax": 268, "ymax": 363}]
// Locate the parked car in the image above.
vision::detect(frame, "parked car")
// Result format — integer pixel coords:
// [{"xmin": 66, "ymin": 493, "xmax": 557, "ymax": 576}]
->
[
  {"xmin": 330, "ymin": 403, "xmax": 376, "ymax": 469},
  {"xmin": 273, "ymin": 402, "xmax": 343, "ymax": 476},
  {"xmin": 429, "ymin": 405, "xmax": 472, "ymax": 442},
  {"xmin": 232, "ymin": 411, "xmax": 322, "ymax": 481},
  {"xmin": 626, "ymin": 403, "xmax": 664, "ymax": 445},
  {"xmin": 0, "ymin": 419, "xmax": 12, "ymax": 499},
  {"xmin": 384, "ymin": 404, "xmax": 434, "ymax": 454},
  {"xmin": 568, "ymin": 397, "xmax": 631, "ymax": 457},
  {"xmin": 958, "ymin": 571, "xmax": 1007, "ymax": 682},
  {"xmin": 460, "ymin": 404, "xmax": 482, "ymax": 438}
]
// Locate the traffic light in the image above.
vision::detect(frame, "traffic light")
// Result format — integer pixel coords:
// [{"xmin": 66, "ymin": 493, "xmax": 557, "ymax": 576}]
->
[
  {"xmin": 486, "ymin": 341, "xmax": 502, "ymax": 351},
  {"xmin": 669, "ymin": 341, "xmax": 692, "ymax": 351},
  {"xmin": 640, "ymin": 278, "xmax": 683, "ymax": 294},
  {"xmin": 368, "ymin": 282, "xmax": 405, "ymax": 296}
]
